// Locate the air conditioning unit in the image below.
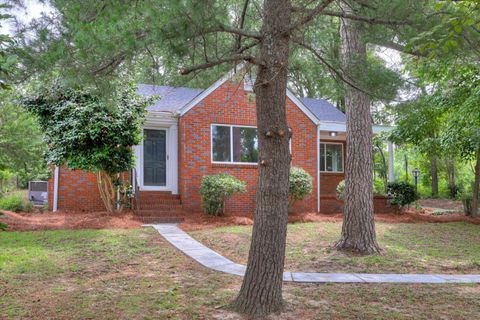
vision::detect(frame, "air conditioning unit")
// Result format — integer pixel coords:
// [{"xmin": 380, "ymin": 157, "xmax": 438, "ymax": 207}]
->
[{"xmin": 28, "ymin": 181, "xmax": 48, "ymax": 206}]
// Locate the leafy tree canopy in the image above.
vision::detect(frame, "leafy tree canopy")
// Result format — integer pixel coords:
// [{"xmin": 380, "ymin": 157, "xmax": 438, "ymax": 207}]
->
[{"xmin": 22, "ymin": 83, "xmax": 149, "ymax": 175}]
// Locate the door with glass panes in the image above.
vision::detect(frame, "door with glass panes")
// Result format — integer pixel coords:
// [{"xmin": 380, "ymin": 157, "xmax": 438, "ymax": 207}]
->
[{"xmin": 143, "ymin": 129, "xmax": 167, "ymax": 187}]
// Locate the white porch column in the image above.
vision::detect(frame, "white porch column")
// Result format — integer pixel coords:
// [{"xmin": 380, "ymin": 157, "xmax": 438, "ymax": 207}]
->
[
  {"xmin": 53, "ymin": 166, "xmax": 59, "ymax": 212},
  {"xmin": 387, "ymin": 141, "xmax": 395, "ymax": 182},
  {"xmin": 169, "ymin": 124, "xmax": 179, "ymax": 194}
]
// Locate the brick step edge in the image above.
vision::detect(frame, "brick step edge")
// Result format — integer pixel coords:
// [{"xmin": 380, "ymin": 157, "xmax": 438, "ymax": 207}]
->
[
  {"xmin": 138, "ymin": 206, "xmax": 183, "ymax": 212},
  {"xmin": 137, "ymin": 200, "xmax": 182, "ymax": 205},
  {"xmin": 140, "ymin": 216, "xmax": 185, "ymax": 223},
  {"xmin": 136, "ymin": 209, "xmax": 184, "ymax": 216}
]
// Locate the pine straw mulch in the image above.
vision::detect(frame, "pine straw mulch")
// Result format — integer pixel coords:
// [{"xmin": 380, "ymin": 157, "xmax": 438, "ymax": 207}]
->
[{"xmin": 1, "ymin": 206, "xmax": 479, "ymax": 232}]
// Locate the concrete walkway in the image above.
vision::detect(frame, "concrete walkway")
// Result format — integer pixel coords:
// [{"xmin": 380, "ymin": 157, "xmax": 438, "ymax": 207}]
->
[{"xmin": 147, "ymin": 223, "xmax": 480, "ymax": 284}]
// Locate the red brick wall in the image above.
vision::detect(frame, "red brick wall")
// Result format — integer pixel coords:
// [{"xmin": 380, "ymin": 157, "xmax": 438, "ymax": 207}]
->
[
  {"xmin": 179, "ymin": 79, "xmax": 318, "ymax": 215},
  {"xmin": 48, "ymin": 167, "xmax": 105, "ymax": 212}
]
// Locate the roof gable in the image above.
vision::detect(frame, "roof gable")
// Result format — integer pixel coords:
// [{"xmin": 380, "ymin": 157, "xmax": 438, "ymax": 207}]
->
[
  {"xmin": 299, "ymin": 97, "xmax": 346, "ymax": 122},
  {"xmin": 138, "ymin": 70, "xmax": 346, "ymax": 124}
]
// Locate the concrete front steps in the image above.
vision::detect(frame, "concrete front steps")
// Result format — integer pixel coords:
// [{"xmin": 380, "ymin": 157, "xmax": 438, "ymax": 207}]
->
[{"xmin": 135, "ymin": 191, "xmax": 185, "ymax": 223}]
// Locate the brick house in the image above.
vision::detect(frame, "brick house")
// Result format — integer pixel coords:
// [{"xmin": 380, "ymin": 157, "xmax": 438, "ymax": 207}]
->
[{"xmin": 48, "ymin": 68, "xmax": 393, "ymax": 217}]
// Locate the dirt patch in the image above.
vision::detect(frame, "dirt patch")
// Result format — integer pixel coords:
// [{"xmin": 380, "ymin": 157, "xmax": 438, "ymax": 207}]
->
[
  {"xmin": 0, "ymin": 209, "xmax": 142, "ymax": 231},
  {"xmin": 419, "ymin": 198, "xmax": 463, "ymax": 211}
]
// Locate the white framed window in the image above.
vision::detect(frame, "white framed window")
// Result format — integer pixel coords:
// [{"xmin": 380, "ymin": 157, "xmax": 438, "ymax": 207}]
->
[
  {"xmin": 211, "ymin": 124, "xmax": 259, "ymax": 164},
  {"xmin": 320, "ymin": 142, "xmax": 344, "ymax": 172}
]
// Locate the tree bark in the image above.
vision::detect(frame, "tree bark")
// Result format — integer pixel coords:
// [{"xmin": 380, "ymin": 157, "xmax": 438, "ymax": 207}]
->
[
  {"xmin": 96, "ymin": 171, "xmax": 116, "ymax": 213},
  {"xmin": 472, "ymin": 150, "xmax": 480, "ymax": 217},
  {"xmin": 231, "ymin": 0, "xmax": 292, "ymax": 315},
  {"xmin": 430, "ymin": 156, "xmax": 438, "ymax": 197},
  {"xmin": 445, "ymin": 157, "xmax": 456, "ymax": 199},
  {"xmin": 334, "ymin": 1, "xmax": 381, "ymax": 254}
]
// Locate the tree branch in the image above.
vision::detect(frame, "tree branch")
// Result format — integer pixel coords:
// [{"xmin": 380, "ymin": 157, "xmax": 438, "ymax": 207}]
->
[
  {"xmin": 206, "ymin": 24, "xmax": 262, "ymax": 39},
  {"xmin": 378, "ymin": 40, "xmax": 427, "ymax": 57},
  {"xmin": 235, "ymin": 0, "xmax": 250, "ymax": 51},
  {"xmin": 180, "ymin": 54, "xmax": 262, "ymax": 75},
  {"xmin": 292, "ymin": 37, "xmax": 370, "ymax": 95},
  {"xmin": 320, "ymin": 10, "xmax": 410, "ymax": 25},
  {"xmin": 287, "ymin": 0, "xmax": 335, "ymax": 33}
]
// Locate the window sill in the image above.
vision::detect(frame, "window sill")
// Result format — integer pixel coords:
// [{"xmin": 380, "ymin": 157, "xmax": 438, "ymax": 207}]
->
[
  {"xmin": 320, "ymin": 171, "xmax": 344, "ymax": 175},
  {"xmin": 212, "ymin": 163, "xmax": 258, "ymax": 169}
]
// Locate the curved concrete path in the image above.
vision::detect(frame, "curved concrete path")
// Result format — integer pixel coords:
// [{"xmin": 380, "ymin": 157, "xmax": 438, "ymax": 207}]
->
[{"xmin": 147, "ymin": 223, "xmax": 480, "ymax": 284}]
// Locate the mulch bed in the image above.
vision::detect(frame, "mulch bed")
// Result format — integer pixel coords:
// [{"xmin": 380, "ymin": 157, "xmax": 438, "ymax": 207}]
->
[
  {"xmin": 1, "ymin": 206, "xmax": 479, "ymax": 232},
  {"xmin": 0, "ymin": 209, "xmax": 143, "ymax": 231}
]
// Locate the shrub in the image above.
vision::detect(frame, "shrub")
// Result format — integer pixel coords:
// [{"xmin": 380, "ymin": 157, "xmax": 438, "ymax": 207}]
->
[
  {"xmin": 336, "ymin": 180, "xmax": 345, "ymax": 201},
  {"xmin": 0, "ymin": 221, "xmax": 8, "ymax": 231},
  {"xmin": 386, "ymin": 182, "xmax": 419, "ymax": 207},
  {"xmin": 289, "ymin": 167, "xmax": 313, "ymax": 205},
  {"xmin": 0, "ymin": 192, "xmax": 33, "ymax": 212},
  {"xmin": 200, "ymin": 174, "xmax": 246, "ymax": 216}
]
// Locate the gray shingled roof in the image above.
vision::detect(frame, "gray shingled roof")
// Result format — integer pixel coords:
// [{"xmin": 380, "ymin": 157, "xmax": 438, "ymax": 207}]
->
[
  {"xmin": 300, "ymin": 97, "xmax": 346, "ymax": 122},
  {"xmin": 137, "ymin": 84, "xmax": 203, "ymax": 113},
  {"xmin": 137, "ymin": 84, "xmax": 346, "ymax": 122}
]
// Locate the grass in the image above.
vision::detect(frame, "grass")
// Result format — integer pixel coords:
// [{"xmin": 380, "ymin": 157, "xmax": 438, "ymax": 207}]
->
[
  {"xmin": 190, "ymin": 222, "xmax": 480, "ymax": 274},
  {"xmin": 1, "ymin": 226, "xmax": 479, "ymax": 319}
]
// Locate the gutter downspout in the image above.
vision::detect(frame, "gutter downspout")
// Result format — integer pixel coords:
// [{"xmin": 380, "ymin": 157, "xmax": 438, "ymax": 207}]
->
[
  {"xmin": 53, "ymin": 166, "xmax": 59, "ymax": 212},
  {"xmin": 317, "ymin": 123, "xmax": 321, "ymax": 213}
]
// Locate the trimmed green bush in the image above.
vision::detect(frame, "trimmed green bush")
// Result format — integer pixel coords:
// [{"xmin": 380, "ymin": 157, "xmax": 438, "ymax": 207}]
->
[
  {"xmin": 0, "ymin": 192, "xmax": 33, "ymax": 212},
  {"xmin": 200, "ymin": 174, "xmax": 246, "ymax": 216},
  {"xmin": 336, "ymin": 180, "xmax": 345, "ymax": 201},
  {"xmin": 386, "ymin": 181, "xmax": 419, "ymax": 207},
  {"xmin": 289, "ymin": 167, "xmax": 313, "ymax": 210}
]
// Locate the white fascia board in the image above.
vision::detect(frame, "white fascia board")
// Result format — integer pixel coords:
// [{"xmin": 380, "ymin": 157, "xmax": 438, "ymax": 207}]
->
[
  {"xmin": 145, "ymin": 110, "xmax": 178, "ymax": 126},
  {"xmin": 286, "ymin": 89, "xmax": 320, "ymax": 125},
  {"xmin": 319, "ymin": 121, "xmax": 347, "ymax": 132},
  {"xmin": 319, "ymin": 122, "xmax": 393, "ymax": 134}
]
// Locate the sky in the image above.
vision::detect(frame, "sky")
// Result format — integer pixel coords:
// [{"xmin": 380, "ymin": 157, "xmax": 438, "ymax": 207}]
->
[{"xmin": 0, "ymin": 0, "xmax": 53, "ymax": 35}]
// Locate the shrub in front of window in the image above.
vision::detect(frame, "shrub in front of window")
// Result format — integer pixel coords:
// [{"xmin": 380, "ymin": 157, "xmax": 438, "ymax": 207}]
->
[
  {"xmin": 336, "ymin": 180, "xmax": 345, "ymax": 201},
  {"xmin": 386, "ymin": 181, "xmax": 419, "ymax": 208},
  {"xmin": 289, "ymin": 167, "xmax": 313, "ymax": 211},
  {"xmin": 200, "ymin": 174, "xmax": 246, "ymax": 216}
]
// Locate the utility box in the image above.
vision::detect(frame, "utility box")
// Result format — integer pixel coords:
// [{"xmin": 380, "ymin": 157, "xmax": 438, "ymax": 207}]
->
[{"xmin": 28, "ymin": 181, "xmax": 48, "ymax": 206}]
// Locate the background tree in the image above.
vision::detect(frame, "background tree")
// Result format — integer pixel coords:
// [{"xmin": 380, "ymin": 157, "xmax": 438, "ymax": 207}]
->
[
  {"xmin": 389, "ymin": 95, "xmax": 447, "ymax": 197},
  {"xmin": 0, "ymin": 91, "xmax": 47, "ymax": 190},
  {"xmin": 23, "ymin": 83, "xmax": 149, "ymax": 212}
]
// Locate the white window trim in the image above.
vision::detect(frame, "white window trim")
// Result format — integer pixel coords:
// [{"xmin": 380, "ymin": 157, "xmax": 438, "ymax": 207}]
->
[
  {"xmin": 319, "ymin": 142, "xmax": 344, "ymax": 173},
  {"xmin": 211, "ymin": 124, "xmax": 259, "ymax": 165}
]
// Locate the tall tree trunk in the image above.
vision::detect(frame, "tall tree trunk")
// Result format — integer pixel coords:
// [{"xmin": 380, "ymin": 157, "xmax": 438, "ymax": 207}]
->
[
  {"xmin": 334, "ymin": 1, "xmax": 380, "ymax": 254},
  {"xmin": 445, "ymin": 157, "xmax": 456, "ymax": 199},
  {"xmin": 232, "ymin": 0, "xmax": 291, "ymax": 315},
  {"xmin": 472, "ymin": 150, "xmax": 480, "ymax": 217},
  {"xmin": 430, "ymin": 156, "xmax": 438, "ymax": 197},
  {"xmin": 404, "ymin": 154, "xmax": 409, "ymax": 182}
]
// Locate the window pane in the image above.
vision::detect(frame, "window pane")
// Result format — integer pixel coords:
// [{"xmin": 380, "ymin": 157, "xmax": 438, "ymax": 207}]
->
[
  {"xmin": 233, "ymin": 127, "xmax": 258, "ymax": 163},
  {"xmin": 212, "ymin": 126, "xmax": 231, "ymax": 162},
  {"xmin": 325, "ymin": 144, "xmax": 343, "ymax": 172},
  {"xmin": 320, "ymin": 143, "xmax": 326, "ymax": 171}
]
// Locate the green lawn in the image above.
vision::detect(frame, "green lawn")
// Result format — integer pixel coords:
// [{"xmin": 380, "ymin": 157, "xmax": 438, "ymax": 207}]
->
[
  {"xmin": 1, "ymin": 226, "xmax": 480, "ymax": 319},
  {"xmin": 191, "ymin": 222, "xmax": 480, "ymax": 274}
]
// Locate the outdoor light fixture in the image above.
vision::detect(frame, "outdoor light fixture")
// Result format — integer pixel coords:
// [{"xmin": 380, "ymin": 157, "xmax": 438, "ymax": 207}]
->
[
  {"xmin": 329, "ymin": 131, "xmax": 337, "ymax": 137},
  {"xmin": 413, "ymin": 168, "xmax": 420, "ymax": 192}
]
